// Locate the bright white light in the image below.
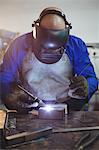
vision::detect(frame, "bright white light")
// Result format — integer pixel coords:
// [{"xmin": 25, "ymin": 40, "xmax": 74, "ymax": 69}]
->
[
  {"xmin": 48, "ymin": 43, "xmax": 55, "ymax": 48},
  {"xmin": 43, "ymin": 105, "xmax": 54, "ymax": 112},
  {"xmin": 27, "ymin": 102, "xmax": 39, "ymax": 108}
]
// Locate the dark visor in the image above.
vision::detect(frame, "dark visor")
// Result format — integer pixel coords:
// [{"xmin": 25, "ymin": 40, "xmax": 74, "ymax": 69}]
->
[{"xmin": 36, "ymin": 25, "xmax": 69, "ymax": 50}]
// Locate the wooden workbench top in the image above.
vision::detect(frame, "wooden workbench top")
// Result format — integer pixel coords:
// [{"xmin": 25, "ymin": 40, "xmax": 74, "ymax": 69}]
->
[{"xmin": 0, "ymin": 110, "xmax": 6, "ymax": 129}]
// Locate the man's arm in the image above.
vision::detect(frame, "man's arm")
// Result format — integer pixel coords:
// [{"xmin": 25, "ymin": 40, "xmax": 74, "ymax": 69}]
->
[
  {"xmin": 66, "ymin": 36, "xmax": 98, "ymax": 100},
  {"xmin": 73, "ymin": 38, "xmax": 98, "ymax": 100},
  {"xmin": 0, "ymin": 36, "xmax": 38, "ymax": 113},
  {"xmin": 0, "ymin": 38, "xmax": 26, "ymax": 101},
  {"xmin": 0, "ymin": 41, "xmax": 17, "ymax": 100}
]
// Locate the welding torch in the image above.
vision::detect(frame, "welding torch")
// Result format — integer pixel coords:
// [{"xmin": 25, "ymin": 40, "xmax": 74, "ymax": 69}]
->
[
  {"xmin": 18, "ymin": 85, "xmax": 39, "ymax": 102},
  {"xmin": 17, "ymin": 84, "xmax": 41, "ymax": 109}
]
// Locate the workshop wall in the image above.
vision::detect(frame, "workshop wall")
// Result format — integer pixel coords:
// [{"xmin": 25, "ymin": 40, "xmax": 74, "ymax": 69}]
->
[{"xmin": 0, "ymin": 0, "xmax": 99, "ymax": 43}]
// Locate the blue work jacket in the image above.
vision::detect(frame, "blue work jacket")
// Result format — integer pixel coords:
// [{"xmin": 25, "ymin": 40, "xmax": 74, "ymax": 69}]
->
[{"xmin": 0, "ymin": 32, "xmax": 98, "ymax": 101}]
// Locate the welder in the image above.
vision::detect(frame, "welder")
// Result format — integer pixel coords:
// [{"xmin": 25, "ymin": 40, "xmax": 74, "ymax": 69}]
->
[{"xmin": 0, "ymin": 7, "xmax": 98, "ymax": 113}]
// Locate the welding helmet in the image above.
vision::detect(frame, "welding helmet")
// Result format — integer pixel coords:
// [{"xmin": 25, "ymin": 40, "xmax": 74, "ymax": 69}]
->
[{"xmin": 32, "ymin": 7, "xmax": 72, "ymax": 64}]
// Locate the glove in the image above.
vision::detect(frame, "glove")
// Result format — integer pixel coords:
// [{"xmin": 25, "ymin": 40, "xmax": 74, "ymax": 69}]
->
[
  {"xmin": 4, "ymin": 87, "xmax": 39, "ymax": 113},
  {"xmin": 56, "ymin": 96, "xmax": 71, "ymax": 103},
  {"xmin": 68, "ymin": 76, "xmax": 88, "ymax": 99}
]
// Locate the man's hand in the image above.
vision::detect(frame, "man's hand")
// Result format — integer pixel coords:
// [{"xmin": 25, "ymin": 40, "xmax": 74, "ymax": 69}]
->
[
  {"xmin": 4, "ymin": 87, "xmax": 38, "ymax": 113},
  {"xmin": 68, "ymin": 76, "xmax": 88, "ymax": 99},
  {"xmin": 56, "ymin": 96, "xmax": 71, "ymax": 103}
]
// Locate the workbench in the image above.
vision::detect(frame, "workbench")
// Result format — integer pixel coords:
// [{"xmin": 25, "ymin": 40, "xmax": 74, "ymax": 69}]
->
[{"xmin": 5, "ymin": 111, "xmax": 99, "ymax": 150}]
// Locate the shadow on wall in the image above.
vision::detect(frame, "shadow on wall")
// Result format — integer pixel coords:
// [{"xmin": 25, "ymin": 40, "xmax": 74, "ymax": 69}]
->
[{"xmin": 0, "ymin": 29, "xmax": 19, "ymax": 65}]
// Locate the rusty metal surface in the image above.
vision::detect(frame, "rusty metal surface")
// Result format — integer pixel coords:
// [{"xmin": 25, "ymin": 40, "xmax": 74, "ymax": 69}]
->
[{"xmin": 6, "ymin": 111, "xmax": 99, "ymax": 150}]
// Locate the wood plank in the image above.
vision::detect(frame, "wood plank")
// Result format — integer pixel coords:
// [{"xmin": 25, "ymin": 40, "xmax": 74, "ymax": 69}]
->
[{"xmin": 0, "ymin": 110, "xmax": 6, "ymax": 129}]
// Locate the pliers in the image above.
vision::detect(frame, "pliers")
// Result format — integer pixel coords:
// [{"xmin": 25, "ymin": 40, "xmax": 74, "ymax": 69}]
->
[{"xmin": 75, "ymin": 131, "xmax": 99, "ymax": 150}]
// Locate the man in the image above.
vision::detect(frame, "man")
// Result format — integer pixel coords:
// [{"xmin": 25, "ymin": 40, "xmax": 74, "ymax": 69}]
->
[{"xmin": 0, "ymin": 7, "xmax": 98, "ymax": 113}]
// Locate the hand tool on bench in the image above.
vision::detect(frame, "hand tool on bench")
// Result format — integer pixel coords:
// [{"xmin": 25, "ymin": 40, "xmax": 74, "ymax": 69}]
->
[{"xmin": 74, "ymin": 131, "xmax": 99, "ymax": 150}]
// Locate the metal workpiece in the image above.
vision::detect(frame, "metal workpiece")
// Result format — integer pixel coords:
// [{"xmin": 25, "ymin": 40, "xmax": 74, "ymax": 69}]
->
[
  {"xmin": 53, "ymin": 126, "xmax": 99, "ymax": 133},
  {"xmin": 6, "ymin": 126, "xmax": 53, "ymax": 148},
  {"xmin": 6, "ymin": 126, "xmax": 99, "ymax": 148},
  {"xmin": 38, "ymin": 104, "xmax": 67, "ymax": 120}
]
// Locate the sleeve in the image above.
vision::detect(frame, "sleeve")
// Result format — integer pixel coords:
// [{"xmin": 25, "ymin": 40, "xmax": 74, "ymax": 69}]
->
[
  {"xmin": 73, "ymin": 38, "xmax": 98, "ymax": 100},
  {"xmin": 0, "ymin": 39, "xmax": 24, "ymax": 101}
]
